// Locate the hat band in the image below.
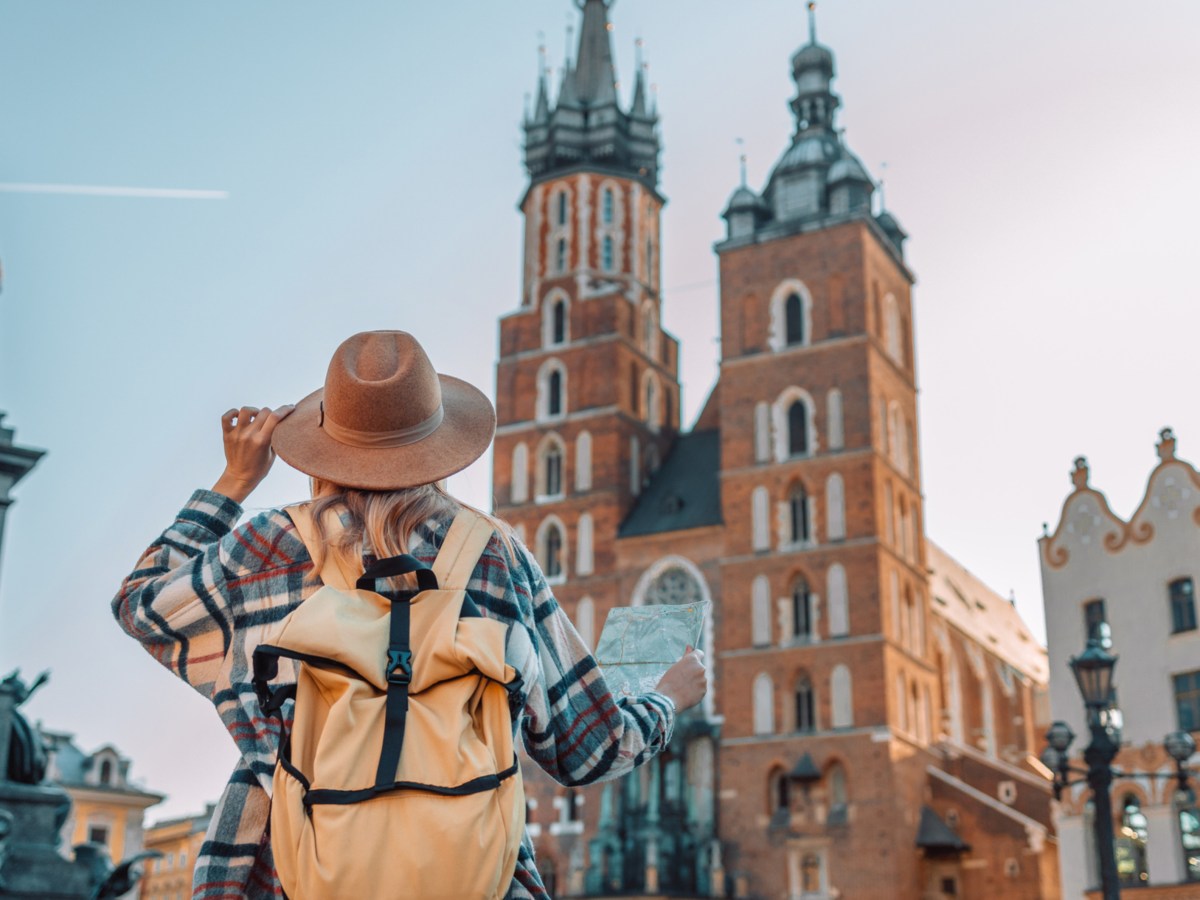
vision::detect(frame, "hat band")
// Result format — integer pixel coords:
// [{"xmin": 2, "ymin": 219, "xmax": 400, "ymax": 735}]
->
[{"xmin": 320, "ymin": 403, "xmax": 445, "ymax": 448}]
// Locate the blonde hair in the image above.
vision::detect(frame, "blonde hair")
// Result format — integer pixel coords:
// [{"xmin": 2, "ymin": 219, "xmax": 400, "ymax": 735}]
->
[{"xmin": 304, "ymin": 479, "xmax": 515, "ymax": 583}]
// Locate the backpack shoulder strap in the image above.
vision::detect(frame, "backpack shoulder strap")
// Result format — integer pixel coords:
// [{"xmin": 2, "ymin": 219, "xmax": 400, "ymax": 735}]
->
[
  {"xmin": 284, "ymin": 503, "xmax": 359, "ymax": 591},
  {"xmin": 432, "ymin": 509, "xmax": 496, "ymax": 591}
]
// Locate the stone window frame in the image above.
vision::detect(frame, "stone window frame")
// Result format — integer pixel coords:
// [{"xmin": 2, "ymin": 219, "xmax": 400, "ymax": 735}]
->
[{"xmin": 767, "ymin": 278, "xmax": 814, "ymax": 353}]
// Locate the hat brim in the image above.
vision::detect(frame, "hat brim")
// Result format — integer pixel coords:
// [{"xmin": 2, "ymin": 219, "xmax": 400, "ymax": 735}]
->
[{"xmin": 271, "ymin": 375, "xmax": 496, "ymax": 491}]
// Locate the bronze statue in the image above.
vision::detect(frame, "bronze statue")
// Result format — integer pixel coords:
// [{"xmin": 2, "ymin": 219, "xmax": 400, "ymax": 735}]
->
[{"xmin": 1, "ymin": 670, "xmax": 49, "ymax": 785}]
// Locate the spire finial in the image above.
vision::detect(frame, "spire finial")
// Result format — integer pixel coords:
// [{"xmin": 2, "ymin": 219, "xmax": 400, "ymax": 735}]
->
[
  {"xmin": 878, "ymin": 160, "xmax": 888, "ymax": 211},
  {"xmin": 736, "ymin": 138, "xmax": 747, "ymax": 187},
  {"xmin": 565, "ymin": 20, "xmax": 574, "ymax": 68},
  {"xmin": 807, "ymin": 1, "xmax": 818, "ymax": 45}
]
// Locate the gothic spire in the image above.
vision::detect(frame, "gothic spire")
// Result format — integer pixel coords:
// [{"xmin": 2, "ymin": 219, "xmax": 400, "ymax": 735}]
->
[
  {"xmin": 569, "ymin": 0, "xmax": 618, "ymax": 107},
  {"xmin": 630, "ymin": 39, "xmax": 648, "ymax": 117}
]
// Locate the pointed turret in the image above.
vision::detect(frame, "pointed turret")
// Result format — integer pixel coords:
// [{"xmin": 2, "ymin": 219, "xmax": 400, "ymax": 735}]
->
[
  {"xmin": 523, "ymin": 0, "xmax": 661, "ymax": 190},
  {"xmin": 570, "ymin": 0, "xmax": 618, "ymax": 107},
  {"xmin": 722, "ymin": 1, "xmax": 894, "ymax": 248},
  {"xmin": 630, "ymin": 41, "xmax": 649, "ymax": 118}
]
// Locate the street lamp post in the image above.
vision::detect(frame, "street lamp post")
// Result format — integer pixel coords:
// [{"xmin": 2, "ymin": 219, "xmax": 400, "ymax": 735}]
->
[{"xmin": 1042, "ymin": 629, "xmax": 1198, "ymax": 900}]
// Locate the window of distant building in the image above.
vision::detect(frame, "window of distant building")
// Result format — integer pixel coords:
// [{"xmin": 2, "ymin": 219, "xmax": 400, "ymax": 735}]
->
[
  {"xmin": 769, "ymin": 766, "xmax": 790, "ymax": 814},
  {"xmin": 753, "ymin": 672, "xmax": 775, "ymax": 735},
  {"xmin": 785, "ymin": 293, "xmax": 804, "ymax": 346},
  {"xmin": 788, "ymin": 400, "xmax": 809, "ymax": 456},
  {"xmin": 537, "ymin": 360, "xmax": 568, "ymax": 422},
  {"xmin": 602, "ymin": 187, "xmax": 614, "ymax": 225},
  {"xmin": 1083, "ymin": 598, "xmax": 1107, "ymax": 641},
  {"xmin": 556, "ymin": 237, "xmax": 568, "ymax": 273},
  {"xmin": 794, "ymin": 673, "xmax": 816, "ymax": 733},
  {"xmin": 801, "ymin": 854, "xmax": 822, "ymax": 893},
  {"xmin": 537, "ymin": 517, "xmax": 567, "ymax": 583},
  {"xmin": 1171, "ymin": 578, "xmax": 1197, "ymax": 634},
  {"xmin": 87, "ymin": 824, "xmax": 109, "ymax": 846},
  {"xmin": 789, "ymin": 484, "xmax": 812, "ymax": 545},
  {"xmin": 602, "ymin": 235, "xmax": 614, "ymax": 272},
  {"xmin": 792, "ymin": 577, "xmax": 814, "ymax": 641},
  {"xmin": 1116, "ymin": 794, "xmax": 1150, "ymax": 888},
  {"xmin": 99, "ymin": 759, "xmax": 113, "ymax": 786},
  {"xmin": 557, "ymin": 190, "xmax": 568, "ymax": 226},
  {"xmin": 1179, "ymin": 806, "xmax": 1200, "ymax": 882},
  {"xmin": 1175, "ymin": 670, "xmax": 1200, "ymax": 732},
  {"xmin": 538, "ymin": 435, "xmax": 565, "ymax": 499}
]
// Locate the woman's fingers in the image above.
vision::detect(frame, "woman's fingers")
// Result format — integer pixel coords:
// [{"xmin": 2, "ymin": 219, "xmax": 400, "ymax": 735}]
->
[{"xmin": 221, "ymin": 409, "xmax": 238, "ymax": 433}]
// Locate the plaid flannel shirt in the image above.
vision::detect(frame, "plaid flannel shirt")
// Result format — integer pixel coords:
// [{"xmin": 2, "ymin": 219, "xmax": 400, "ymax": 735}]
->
[{"xmin": 113, "ymin": 489, "xmax": 675, "ymax": 899}]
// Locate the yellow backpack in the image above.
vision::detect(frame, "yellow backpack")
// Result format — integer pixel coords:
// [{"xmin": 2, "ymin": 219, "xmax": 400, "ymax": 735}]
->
[{"xmin": 252, "ymin": 505, "xmax": 525, "ymax": 900}]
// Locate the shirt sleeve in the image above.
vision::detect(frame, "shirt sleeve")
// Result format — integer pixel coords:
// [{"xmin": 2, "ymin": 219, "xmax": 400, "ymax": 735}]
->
[
  {"xmin": 111, "ymin": 489, "xmax": 308, "ymax": 701},
  {"xmin": 510, "ymin": 542, "xmax": 676, "ymax": 787}
]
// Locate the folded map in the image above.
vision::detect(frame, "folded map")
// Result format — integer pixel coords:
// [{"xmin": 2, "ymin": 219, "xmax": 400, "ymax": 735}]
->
[{"xmin": 594, "ymin": 600, "xmax": 708, "ymax": 700}]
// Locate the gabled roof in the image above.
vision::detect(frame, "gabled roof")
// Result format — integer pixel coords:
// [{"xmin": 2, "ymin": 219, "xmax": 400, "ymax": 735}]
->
[
  {"xmin": 618, "ymin": 431, "xmax": 722, "ymax": 538},
  {"xmin": 927, "ymin": 540, "xmax": 1048, "ymax": 682}
]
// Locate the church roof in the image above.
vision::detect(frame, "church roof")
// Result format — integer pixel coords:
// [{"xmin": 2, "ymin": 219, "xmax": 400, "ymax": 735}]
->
[
  {"xmin": 926, "ymin": 540, "xmax": 1049, "ymax": 682},
  {"xmin": 618, "ymin": 430, "xmax": 722, "ymax": 538}
]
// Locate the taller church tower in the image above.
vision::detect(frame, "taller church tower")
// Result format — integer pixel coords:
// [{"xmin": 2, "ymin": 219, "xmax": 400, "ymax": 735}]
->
[
  {"xmin": 494, "ymin": 0, "xmax": 679, "ymax": 587},
  {"xmin": 712, "ymin": 8, "xmax": 936, "ymax": 895}
]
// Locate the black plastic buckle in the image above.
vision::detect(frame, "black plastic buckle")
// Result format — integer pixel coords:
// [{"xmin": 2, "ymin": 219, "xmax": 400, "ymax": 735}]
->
[{"xmin": 387, "ymin": 649, "xmax": 413, "ymax": 685}]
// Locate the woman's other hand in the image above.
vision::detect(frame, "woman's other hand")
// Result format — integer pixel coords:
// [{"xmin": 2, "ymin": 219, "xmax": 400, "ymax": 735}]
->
[
  {"xmin": 655, "ymin": 645, "xmax": 707, "ymax": 712},
  {"xmin": 212, "ymin": 405, "xmax": 295, "ymax": 504}
]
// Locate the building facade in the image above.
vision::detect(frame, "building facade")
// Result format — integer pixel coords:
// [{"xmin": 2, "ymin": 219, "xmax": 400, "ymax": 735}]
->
[
  {"xmin": 139, "ymin": 805, "xmax": 214, "ymax": 900},
  {"xmin": 1040, "ymin": 429, "xmax": 1200, "ymax": 897},
  {"xmin": 495, "ymin": 2, "xmax": 1060, "ymax": 897},
  {"xmin": 41, "ymin": 730, "xmax": 163, "ymax": 886}
]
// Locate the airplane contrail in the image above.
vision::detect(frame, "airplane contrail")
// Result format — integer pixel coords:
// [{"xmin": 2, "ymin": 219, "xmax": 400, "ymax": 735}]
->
[{"xmin": 0, "ymin": 183, "xmax": 229, "ymax": 200}]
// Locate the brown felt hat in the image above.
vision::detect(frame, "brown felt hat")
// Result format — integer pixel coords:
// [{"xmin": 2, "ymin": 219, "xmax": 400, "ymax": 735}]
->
[{"xmin": 271, "ymin": 330, "xmax": 496, "ymax": 490}]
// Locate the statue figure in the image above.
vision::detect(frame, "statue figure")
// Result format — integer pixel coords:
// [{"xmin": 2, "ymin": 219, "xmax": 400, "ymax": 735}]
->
[{"xmin": 1, "ymin": 669, "xmax": 50, "ymax": 785}]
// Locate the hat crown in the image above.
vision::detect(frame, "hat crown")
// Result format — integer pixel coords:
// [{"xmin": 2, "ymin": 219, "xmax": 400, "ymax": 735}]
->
[{"xmin": 324, "ymin": 331, "xmax": 442, "ymax": 434}]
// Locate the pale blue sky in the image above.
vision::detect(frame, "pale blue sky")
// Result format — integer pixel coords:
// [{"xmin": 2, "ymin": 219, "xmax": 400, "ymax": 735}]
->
[{"xmin": 2, "ymin": 1, "xmax": 1198, "ymax": 821}]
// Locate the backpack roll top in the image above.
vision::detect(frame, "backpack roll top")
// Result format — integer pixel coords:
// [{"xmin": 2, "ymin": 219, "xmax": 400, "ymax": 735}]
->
[{"xmin": 255, "ymin": 504, "xmax": 524, "ymax": 900}]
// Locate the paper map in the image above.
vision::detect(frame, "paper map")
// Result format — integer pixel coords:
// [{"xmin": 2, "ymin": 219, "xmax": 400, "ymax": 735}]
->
[{"xmin": 594, "ymin": 601, "xmax": 708, "ymax": 700}]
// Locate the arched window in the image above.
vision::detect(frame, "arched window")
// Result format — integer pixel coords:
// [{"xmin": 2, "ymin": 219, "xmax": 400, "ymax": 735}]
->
[
  {"xmin": 831, "ymin": 664, "xmax": 853, "ymax": 728},
  {"xmin": 752, "ymin": 575, "xmax": 772, "ymax": 646},
  {"xmin": 643, "ymin": 373, "xmax": 660, "ymax": 431},
  {"xmin": 827, "ymin": 564, "xmax": 848, "ymax": 637},
  {"xmin": 630, "ymin": 434, "xmax": 641, "ymax": 494},
  {"xmin": 511, "ymin": 442, "xmax": 529, "ymax": 504},
  {"xmin": 768, "ymin": 280, "xmax": 812, "ymax": 351},
  {"xmin": 557, "ymin": 190, "xmax": 568, "ymax": 226},
  {"xmin": 828, "ymin": 763, "xmax": 848, "ymax": 809},
  {"xmin": 576, "ymin": 513, "xmax": 594, "ymax": 575},
  {"xmin": 602, "ymin": 235, "xmax": 614, "ymax": 272},
  {"xmin": 753, "ymin": 673, "xmax": 775, "ymax": 734},
  {"xmin": 1116, "ymin": 794, "xmax": 1150, "ymax": 887},
  {"xmin": 911, "ymin": 682, "xmax": 924, "ymax": 743},
  {"xmin": 645, "ymin": 236, "xmax": 653, "ymax": 282},
  {"xmin": 99, "ymin": 759, "xmax": 113, "ymax": 786},
  {"xmin": 788, "ymin": 400, "xmax": 809, "ymax": 456},
  {"xmin": 792, "ymin": 577, "xmax": 813, "ymax": 640},
  {"xmin": 794, "ymin": 673, "xmax": 816, "ymax": 733},
  {"xmin": 539, "ymin": 436, "xmax": 565, "ymax": 498},
  {"xmin": 575, "ymin": 431, "xmax": 592, "ymax": 492},
  {"xmin": 896, "ymin": 673, "xmax": 908, "ymax": 732},
  {"xmin": 629, "ymin": 362, "xmax": 640, "ymax": 412},
  {"xmin": 827, "ymin": 388, "xmax": 844, "ymax": 450},
  {"xmin": 602, "ymin": 187, "xmax": 614, "ymax": 225},
  {"xmin": 826, "ymin": 473, "xmax": 845, "ymax": 541},
  {"xmin": 769, "ymin": 766, "xmax": 790, "ymax": 813},
  {"xmin": 884, "ymin": 482, "xmax": 895, "ymax": 545},
  {"xmin": 548, "ymin": 369, "xmax": 563, "ymax": 417},
  {"xmin": 752, "ymin": 486, "xmax": 771, "ymax": 551},
  {"xmin": 785, "ymin": 293, "xmax": 804, "ymax": 345},
  {"xmin": 551, "ymin": 298, "xmax": 566, "ymax": 345},
  {"xmin": 789, "ymin": 484, "xmax": 811, "ymax": 545},
  {"xmin": 556, "ymin": 237, "xmax": 567, "ymax": 273},
  {"xmin": 899, "ymin": 495, "xmax": 910, "ymax": 560},
  {"xmin": 539, "ymin": 519, "xmax": 567, "ymax": 580},
  {"xmin": 576, "ymin": 596, "xmax": 595, "ymax": 649}
]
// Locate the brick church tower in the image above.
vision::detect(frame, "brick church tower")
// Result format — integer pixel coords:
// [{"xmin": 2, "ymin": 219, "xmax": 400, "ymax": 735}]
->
[
  {"xmin": 494, "ymin": 4, "xmax": 1059, "ymax": 898},
  {"xmin": 710, "ymin": 7, "xmax": 940, "ymax": 895}
]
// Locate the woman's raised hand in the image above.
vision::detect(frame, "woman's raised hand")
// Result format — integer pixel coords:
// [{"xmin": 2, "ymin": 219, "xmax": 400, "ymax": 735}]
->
[
  {"xmin": 654, "ymin": 645, "xmax": 707, "ymax": 713},
  {"xmin": 212, "ymin": 405, "xmax": 295, "ymax": 504}
]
